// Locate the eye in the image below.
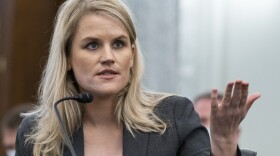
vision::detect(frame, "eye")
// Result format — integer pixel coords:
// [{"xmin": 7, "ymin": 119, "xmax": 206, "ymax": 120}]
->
[
  {"xmin": 113, "ymin": 40, "xmax": 125, "ymax": 48},
  {"xmin": 86, "ymin": 42, "xmax": 99, "ymax": 50}
]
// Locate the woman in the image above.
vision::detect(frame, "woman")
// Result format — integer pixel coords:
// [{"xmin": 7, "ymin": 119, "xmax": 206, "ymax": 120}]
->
[{"xmin": 15, "ymin": 0, "xmax": 261, "ymax": 155}]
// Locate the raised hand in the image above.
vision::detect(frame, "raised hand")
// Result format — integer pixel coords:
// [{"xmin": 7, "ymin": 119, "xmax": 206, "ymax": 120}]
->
[{"xmin": 210, "ymin": 80, "xmax": 261, "ymax": 156}]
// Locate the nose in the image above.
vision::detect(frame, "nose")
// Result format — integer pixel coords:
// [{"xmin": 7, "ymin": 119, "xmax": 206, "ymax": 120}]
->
[{"xmin": 100, "ymin": 45, "xmax": 115, "ymax": 65}]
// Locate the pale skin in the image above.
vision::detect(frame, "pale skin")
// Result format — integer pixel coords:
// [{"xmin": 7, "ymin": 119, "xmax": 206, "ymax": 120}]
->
[
  {"xmin": 68, "ymin": 11, "xmax": 261, "ymax": 156},
  {"xmin": 68, "ymin": 12, "xmax": 134, "ymax": 156},
  {"xmin": 210, "ymin": 80, "xmax": 261, "ymax": 156},
  {"xmin": 194, "ymin": 95, "xmax": 241, "ymax": 139}
]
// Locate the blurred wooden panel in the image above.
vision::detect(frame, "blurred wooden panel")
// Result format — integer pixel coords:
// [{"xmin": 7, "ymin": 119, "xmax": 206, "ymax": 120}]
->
[
  {"xmin": 0, "ymin": 0, "xmax": 64, "ymax": 154},
  {"xmin": 0, "ymin": 0, "xmax": 14, "ymax": 114}
]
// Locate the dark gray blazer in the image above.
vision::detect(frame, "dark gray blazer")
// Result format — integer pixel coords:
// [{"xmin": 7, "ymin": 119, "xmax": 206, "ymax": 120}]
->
[{"xmin": 15, "ymin": 96, "xmax": 256, "ymax": 156}]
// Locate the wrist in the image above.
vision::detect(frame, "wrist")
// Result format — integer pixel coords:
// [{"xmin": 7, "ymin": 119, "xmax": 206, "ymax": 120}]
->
[{"xmin": 211, "ymin": 134, "xmax": 238, "ymax": 156}]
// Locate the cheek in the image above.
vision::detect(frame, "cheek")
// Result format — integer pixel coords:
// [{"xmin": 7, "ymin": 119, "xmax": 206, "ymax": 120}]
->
[
  {"xmin": 73, "ymin": 68, "xmax": 87, "ymax": 82},
  {"xmin": 121, "ymin": 57, "xmax": 133, "ymax": 76},
  {"xmin": 129, "ymin": 53, "xmax": 134, "ymax": 68},
  {"xmin": 116, "ymin": 56, "xmax": 133, "ymax": 88},
  {"xmin": 71, "ymin": 58, "xmax": 95, "ymax": 85}
]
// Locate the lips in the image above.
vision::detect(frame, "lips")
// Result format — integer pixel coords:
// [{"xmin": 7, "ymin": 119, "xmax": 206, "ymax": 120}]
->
[
  {"xmin": 96, "ymin": 69, "xmax": 118, "ymax": 80},
  {"xmin": 97, "ymin": 69, "xmax": 118, "ymax": 75}
]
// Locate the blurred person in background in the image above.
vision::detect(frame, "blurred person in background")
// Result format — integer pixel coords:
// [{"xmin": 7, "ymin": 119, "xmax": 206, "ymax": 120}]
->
[
  {"xmin": 194, "ymin": 92, "xmax": 223, "ymax": 131},
  {"xmin": 1, "ymin": 104, "xmax": 31, "ymax": 156}
]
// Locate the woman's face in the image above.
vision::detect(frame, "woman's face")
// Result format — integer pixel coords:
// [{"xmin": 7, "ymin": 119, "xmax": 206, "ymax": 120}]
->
[{"xmin": 68, "ymin": 13, "xmax": 135, "ymax": 98}]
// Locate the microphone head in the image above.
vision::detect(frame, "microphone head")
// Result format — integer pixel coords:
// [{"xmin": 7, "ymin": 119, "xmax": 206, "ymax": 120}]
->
[{"xmin": 75, "ymin": 92, "xmax": 93, "ymax": 103}]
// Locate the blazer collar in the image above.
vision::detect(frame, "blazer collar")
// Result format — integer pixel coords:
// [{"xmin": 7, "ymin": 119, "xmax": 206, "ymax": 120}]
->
[
  {"xmin": 65, "ymin": 124, "xmax": 149, "ymax": 156},
  {"xmin": 63, "ymin": 125, "xmax": 85, "ymax": 156},
  {"xmin": 123, "ymin": 127, "xmax": 149, "ymax": 156}
]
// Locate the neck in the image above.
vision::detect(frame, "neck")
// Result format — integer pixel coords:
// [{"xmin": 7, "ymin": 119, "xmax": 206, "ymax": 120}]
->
[{"xmin": 84, "ymin": 96, "xmax": 119, "ymax": 127}]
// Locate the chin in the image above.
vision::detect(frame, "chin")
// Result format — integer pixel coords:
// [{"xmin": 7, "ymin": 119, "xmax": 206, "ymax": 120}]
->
[
  {"xmin": 93, "ymin": 87, "xmax": 125, "ymax": 97},
  {"xmin": 82, "ymin": 82, "xmax": 128, "ymax": 97}
]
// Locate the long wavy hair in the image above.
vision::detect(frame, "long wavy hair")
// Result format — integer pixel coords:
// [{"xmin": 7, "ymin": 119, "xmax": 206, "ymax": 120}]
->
[{"xmin": 26, "ymin": 0, "xmax": 171, "ymax": 155}]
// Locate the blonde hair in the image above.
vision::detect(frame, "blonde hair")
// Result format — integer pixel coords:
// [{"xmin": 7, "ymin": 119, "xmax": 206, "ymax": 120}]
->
[{"xmin": 26, "ymin": 0, "xmax": 171, "ymax": 155}]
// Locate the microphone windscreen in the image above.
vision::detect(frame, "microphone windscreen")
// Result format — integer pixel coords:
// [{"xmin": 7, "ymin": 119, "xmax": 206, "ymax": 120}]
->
[{"xmin": 75, "ymin": 93, "xmax": 93, "ymax": 103}]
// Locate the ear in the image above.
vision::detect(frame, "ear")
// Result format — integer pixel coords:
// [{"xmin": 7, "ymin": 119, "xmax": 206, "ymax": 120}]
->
[
  {"xmin": 130, "ymin": 44, "xmax": 135, "ymax": 67},
  {"xmin": 67, "ymin": 57, "xmax": 72, "ymax": 71}
]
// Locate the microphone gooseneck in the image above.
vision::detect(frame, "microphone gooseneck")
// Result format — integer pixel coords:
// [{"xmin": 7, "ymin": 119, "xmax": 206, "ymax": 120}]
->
[{"xmin": 54, "ymin": 93, "xmax": 93, "ymax": 156}]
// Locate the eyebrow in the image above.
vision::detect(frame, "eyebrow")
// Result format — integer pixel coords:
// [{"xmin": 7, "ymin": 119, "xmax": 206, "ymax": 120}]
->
[
  {"xmin": 81, "ymin": 35, "xmax": 129, "ymax": 42},
  {"xmin": 114, "ymin": 35, "xmax": 129, "ymax": 40}
]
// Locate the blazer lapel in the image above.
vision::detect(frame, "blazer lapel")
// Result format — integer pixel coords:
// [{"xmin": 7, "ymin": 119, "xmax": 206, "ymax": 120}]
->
[
  {"xmin": 65, "ymin": 125, "xmax": 149, "ymax": 156},
  {"xmin": 63, "ymin": 126, "xmax": 84, "ymax": 156},
  {"xmin": 123, "ymin": 127, "xmax": 149, "ymax": 156}
]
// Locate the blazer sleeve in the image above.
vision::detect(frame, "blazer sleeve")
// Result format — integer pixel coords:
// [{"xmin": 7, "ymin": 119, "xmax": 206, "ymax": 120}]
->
[
  {"xmin": 240, "ymin": 149, "xmax": 257, "ymax": 156},
  {"xmin": 15, "ymin": 116, "xmax": 35, "ymax": 156},
  {"xmin": 173, "ymin": 96, "xmax": 212, "ymax": 156}
]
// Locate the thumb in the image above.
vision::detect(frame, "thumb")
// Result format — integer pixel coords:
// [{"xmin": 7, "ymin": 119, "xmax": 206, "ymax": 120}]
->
[{"xmin": 246, "ymin": 92, "xmax": 261, "ymax": 111}]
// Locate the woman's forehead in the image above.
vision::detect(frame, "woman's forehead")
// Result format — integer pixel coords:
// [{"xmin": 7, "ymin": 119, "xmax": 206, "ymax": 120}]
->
[{"xmin": 73, "ymin": 12, "xmax": 128, "ymax": 39}]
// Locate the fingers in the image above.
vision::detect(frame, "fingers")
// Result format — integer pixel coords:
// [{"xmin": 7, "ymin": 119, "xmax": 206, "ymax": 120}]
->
[
  {"xmin": 222, "ymin": 80, "xmax": 260, "ymax": 109},
  {"xmin": 211, "ymin": 89, "xmax": 219, "ymax": 113},
  {"xmin": 222, "ymin": 82, "xmax": 234, "ymax": 107},
  {"xmin": 231, "ymin": 80, "xmax": 243, "ymax": 108},
  {"xmin": 214, "ymin": 80, "xmax": 261, "ymax": 112},
  {"xmin": 239, "ymin": 81, "xmax": 249, "ymax": 109}
]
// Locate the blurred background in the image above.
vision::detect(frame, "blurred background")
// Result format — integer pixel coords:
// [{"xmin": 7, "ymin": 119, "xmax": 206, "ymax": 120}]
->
[{"xmin": 0, "ymin": 0, "xmax": 279, "ymax": 155}]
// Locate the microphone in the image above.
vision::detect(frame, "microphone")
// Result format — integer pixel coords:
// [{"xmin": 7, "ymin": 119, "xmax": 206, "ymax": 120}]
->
[
  {"xmin": 54, "ymin": 92, "xmax": 93, "ymax": 156},
  {"xmin": 74, "ymin": 92, "xmax": 93, "ymax": 103}
]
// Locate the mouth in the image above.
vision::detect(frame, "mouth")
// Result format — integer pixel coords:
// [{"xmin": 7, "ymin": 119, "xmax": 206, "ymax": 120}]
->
[{"xmin": 97, "ymin": 69, "xmax": 118, "ymax": 75}]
